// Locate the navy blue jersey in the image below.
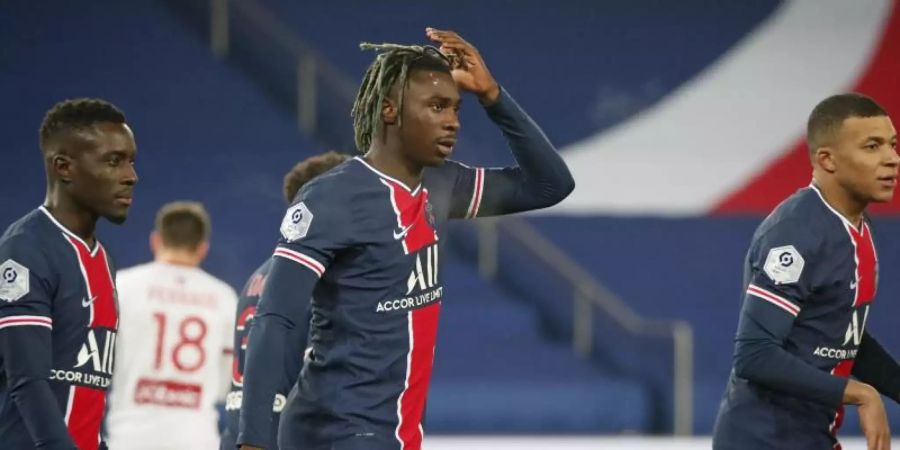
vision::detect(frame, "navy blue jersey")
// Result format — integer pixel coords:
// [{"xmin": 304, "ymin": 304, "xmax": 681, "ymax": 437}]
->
[
  {"xmin": 270, "ymin": 156, "xmax": 473, "ymax": 450},
  {"xmin": 713, "ymin": 185, "xmax": 879, "ymax": 450},
  {"xmin": 0, "ymin": 207, "xmax": 119, "ymax": 450},
  {"xmin": 220, "ymin": 258, "xmax": 307, "ymax": 450},
  {"xmin": 238, "ymin": 88, "xmax": 574, "ymax": 450}
]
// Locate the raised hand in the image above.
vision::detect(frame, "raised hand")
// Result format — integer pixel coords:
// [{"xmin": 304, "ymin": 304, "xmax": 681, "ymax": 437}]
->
[{"xmin": 426, "ymin": 28, "xmax": 500, "ymax": 104}]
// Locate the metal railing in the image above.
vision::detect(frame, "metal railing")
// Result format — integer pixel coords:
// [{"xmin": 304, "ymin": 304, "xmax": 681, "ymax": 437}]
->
[
  {"xmin": 199, "ymin": 0, "xmax": 694, "ymax": 435},
  {"xmin": 477, "ymin": 217, "xmax": 694, "ymax": 435},
  {"xmin": 208, "ymin": 0, "xmax": 358, "ymax": 143}
]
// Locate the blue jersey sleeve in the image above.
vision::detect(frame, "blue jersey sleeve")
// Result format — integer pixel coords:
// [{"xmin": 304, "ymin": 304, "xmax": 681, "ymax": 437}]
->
[
  {"xmin": 0, "ymin": 236, "xmax": 77, "ymax": 449},
  {"xmin": 447, "ymin": 87, "xmax": 575, "ymax": 219},
  {"xmin": 224, "ymin": 259, "xmax": 308, "ymax": 450},
  {"xmin": 852, "ymin": 331, "xmax": 900, "ymax": 403},
  {"xmin": 732, "ymin": 219, "xmax": 847, "ymax": 408},
  {"xmin": 237, "ymin": 182, "xmax": 353, "ymax": 448}
]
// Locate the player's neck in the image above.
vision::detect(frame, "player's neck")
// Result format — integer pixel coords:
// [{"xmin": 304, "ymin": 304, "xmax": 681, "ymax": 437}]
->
[
  {"xmin": 814, "ymin": 177, "xmax": 866, "ymax": 229},
  {"xmin": 43, "ymin": 193, "xmax": 98, "ymax": 246},
  {"xmin": 364, "ymin": 145, "xmax": 423, "ymax": 190},
  {"xmin": 154, "ymin": 251, "xmax": 202, "ymax": 267}
]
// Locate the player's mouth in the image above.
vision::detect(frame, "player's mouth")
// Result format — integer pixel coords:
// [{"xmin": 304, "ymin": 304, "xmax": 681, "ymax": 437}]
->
[
  {"xmin": 877, "ymin": 174, "xmax": 896, "ymax": 188},
  {"xmin": 436, "ymin": 136, "xmax": 456, "ymax": 157},
  {"xmin": 114, "ymin": 193, "xmax": 133, "ymax": 207}
]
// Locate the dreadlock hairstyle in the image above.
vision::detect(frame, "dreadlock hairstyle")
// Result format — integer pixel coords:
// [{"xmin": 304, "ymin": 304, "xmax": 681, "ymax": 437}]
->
[{"xmin": 351, "ymin": 43, "xmax": 457, "ymax": 153}]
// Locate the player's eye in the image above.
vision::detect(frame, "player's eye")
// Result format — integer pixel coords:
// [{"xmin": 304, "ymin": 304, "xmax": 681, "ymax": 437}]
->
[
  {"xmin": 431, "ymin": 103, "xmax": 445, "ymax": 112},
  {"xmin": 108, "ymin": 156, "xmax": 122, "ymax": 166},
  {"xmin": 864, "ymin": 143, "xmax": 879, "ymax": 151}
]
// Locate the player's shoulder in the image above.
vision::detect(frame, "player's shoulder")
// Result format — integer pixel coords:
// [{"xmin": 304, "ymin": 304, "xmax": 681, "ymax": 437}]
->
[
  {"xmin": 753, "ymin": 187, "xmax": 829, "ymax": 252},
  {"xmin": 296, "ymin": 157, "xmax": 368, "ymax": 199},
  {"xmin": 286, "ymin": 157, "xmax": 392, "ymax": 228},
  {"xmin": 251, "ymin": 258, "xmax": 274, "ymax": 279},
  {"xmin": 115, "ymin": 262, "xmax": 158, "ymax": 285},
  {"xmin": 290, "ymin": 158, "xmax": 373, "ymax": 214},
  {"xmin": 204, "ymin": 271, "xmax": 239, "ymax": 301},
  {"xmin": 238, "ymin": 259, "xmax": 272, "ymax": 301},
  {"xmin": 0, "ymin": 209, "xmax": 56, "ymax": 266}
]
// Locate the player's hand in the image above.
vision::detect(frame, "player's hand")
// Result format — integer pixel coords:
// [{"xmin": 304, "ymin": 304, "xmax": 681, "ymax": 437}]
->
[
  {"xmin": 425, "ymin": 28, "xmax": 500, "ymax": 105},
  {"xmin": 239, "ymin": 446, "xmax": 264, "ymax": 450},
  {"xmin": 847, "ymin": 381, "xmax": 891, "ymax": 450}
]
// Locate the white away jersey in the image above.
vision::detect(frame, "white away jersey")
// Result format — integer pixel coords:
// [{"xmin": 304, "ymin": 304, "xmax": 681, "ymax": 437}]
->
[{"xmin": 106, "ymin": 261, "xmax": 237, "ymax": 450}]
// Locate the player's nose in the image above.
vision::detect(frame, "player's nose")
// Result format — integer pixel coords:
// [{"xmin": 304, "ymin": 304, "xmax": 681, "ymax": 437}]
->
[
  {"xmin": 443, "ymin": 113, "xmax": 460, "ymax": 132},
  {"xmin": 884, "ymin": 146, "xmax": 900, "ymax": 166},
  {"xmin": 121, "ymin": 164, "xmax": 138, "ymax": 186}
]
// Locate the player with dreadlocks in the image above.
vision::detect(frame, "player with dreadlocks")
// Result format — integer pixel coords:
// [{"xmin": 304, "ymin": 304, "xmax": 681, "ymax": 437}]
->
[{"xmin": 238, "ymin": 28, "xmax": 574, "ymax": 450}]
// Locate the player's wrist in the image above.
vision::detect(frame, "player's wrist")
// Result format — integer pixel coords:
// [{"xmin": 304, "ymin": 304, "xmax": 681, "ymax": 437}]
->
[
  {"xmin": 478, "ymin": 82, "xmax": 501, "ymax": 106},
  {"xmin": 844, "ymin": 379, "xmax": 879, "ymax": 405}
]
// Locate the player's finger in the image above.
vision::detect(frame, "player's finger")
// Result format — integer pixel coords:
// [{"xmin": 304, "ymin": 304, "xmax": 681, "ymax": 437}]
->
[
  {"xmin": 437, "ymin": 42, "xmax": 470, "ymax": 56},
  {"xmin": 426, "ymin": 29, "xmax": 474, "ymax": 49},
  {"xmin": 433, "ymin": 35, "xmax": 473, "ymax": 51},
  {"xmin": 426, "ymin": 28, "xmax": 461, "ymax": 39}
]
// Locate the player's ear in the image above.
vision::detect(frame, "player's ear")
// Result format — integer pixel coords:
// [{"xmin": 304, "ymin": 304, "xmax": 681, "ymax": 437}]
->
[
  {"xmin": 149, "ymin": 231, "xmax": 161, "ymax": 255},
  {"xmin": 815, "ymin": 147, "xmax": 837, "ymax": 173},
  {"xmin": 196, "ymin": 241, "xmax": 210, "ymax": 263},
  {"xmin": 52, "ymin": 154, "xmax": 74, "ymax": 184},
  {"xmin": 382, "ymin": 98, "xmax": 398, "ymax": 125}
]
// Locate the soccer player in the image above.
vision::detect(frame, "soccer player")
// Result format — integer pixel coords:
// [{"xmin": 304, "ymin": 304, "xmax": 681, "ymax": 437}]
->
[
  {"xmin": 237, "ymin": 29, "xmax": 575, "ymax": 450},
  {"xmin": 713, "ymin": 94, "xmax": 900, "ymax": 450},
  {"xmin": 220, "ymin": 151, "xmax": 351, "ymax": 450},
  {"xmin": 106, "ymin": 201, "xmax": 238, "ymax": 450},
  {"xmin": 0, "ymin": 98, "xmax": 137, "ymax": 450}
]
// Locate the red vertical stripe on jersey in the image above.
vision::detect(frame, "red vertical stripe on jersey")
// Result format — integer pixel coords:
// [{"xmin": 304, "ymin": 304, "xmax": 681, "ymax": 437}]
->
[
  {"xmin": 66, "ymin": 386, "xmax": 104, "ymax": 450},
  {"xmin": 384, "ymin": 181, "xmax": 438, "ymax": 253},
  {"xmin": 829, "ymin": 360, "xmax": 856, "ymax": 446},
  {"xmin": 848, "ymin": 224, "xmax": 877, "ymax": 306},
  {"xmin": 66, "ymin": 238, "xmax": 118, "ymax": 329},
  {"xmin": 397, "ymin": 304, "xmax": 441, "ymax": 450},
  {"xmin": 384, "ymin": 180, "xmax": 440, "ymax": 449}
]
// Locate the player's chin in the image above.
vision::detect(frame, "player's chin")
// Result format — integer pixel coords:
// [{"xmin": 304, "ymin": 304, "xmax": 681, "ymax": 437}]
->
[
  {"xmin": 870, "ymin": 190, "xmax": 895, "ymax": 203},
  {"xmin": 103, "ymin": 207, "xmax": 131, "ymax": 225},
  {"xmin": 423, "ymin": 153, "xmax": 449, "ymax": 167}
]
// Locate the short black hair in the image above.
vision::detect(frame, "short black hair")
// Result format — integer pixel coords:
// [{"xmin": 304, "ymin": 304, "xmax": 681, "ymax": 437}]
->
[
  {"xmin": 39, "ymin": 98, "xmax": 126, "ymax": 153},
  {"xmin": 283, "ymin": 151, "xmax": 350, "ymax": 203},
  {"xmin": 807, "ymin": 93, "xmax": 888, "ymax": 154},
  {"xmin": 351, "ymin": 43, "xmax": 454, "ymax": 153}
]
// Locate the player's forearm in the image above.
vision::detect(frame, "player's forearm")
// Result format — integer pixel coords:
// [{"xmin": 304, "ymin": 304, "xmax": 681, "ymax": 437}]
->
[
  {"xmin": 237, "ymin": 313, "xmax": 294, "ymax": 447},
  {"xmin": 852, "ymin": 332, "xmax": 900, "ymax": 403},
  {"xmin": 734, "ymin": 338, "xmax": 847, "ymax": 408},
  {"xmin": 483, "ymin": 87, "xmax": 575, "ymax": 206},
  {"xmin": 237, "ymin": 258, "xmax": 313, "ymax": 447},
  {"xmin": 10, "ymin": 378, "xmax": 77, "ymax": 449},
  {"xmin": 0, "ymin": 328, "xmax": 76, "ymax": 449}
]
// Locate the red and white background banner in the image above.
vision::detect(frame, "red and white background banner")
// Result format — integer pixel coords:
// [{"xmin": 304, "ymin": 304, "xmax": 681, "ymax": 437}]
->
[{"xmin": 553, "ymin": 0, "xmax": 900, "ymax": 216}]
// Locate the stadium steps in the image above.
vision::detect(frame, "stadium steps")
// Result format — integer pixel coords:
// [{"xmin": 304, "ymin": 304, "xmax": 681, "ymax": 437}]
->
[{"xmin": 426, "ymin": 253, "xmax": 652, "ymax": 433}]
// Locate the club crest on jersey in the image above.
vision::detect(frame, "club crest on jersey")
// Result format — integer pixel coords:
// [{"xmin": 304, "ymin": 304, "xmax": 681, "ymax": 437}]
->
[
  {"xmin": 280, "ymin": 202, "xmax": 313, "ymax": 242},
  {"xmin": 764, "ymin": 245, "xmax": 804, "ymax": 285},
  {"xmin": 0, "ymin": 259, "xmax": 29, "ymax": 302}
]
